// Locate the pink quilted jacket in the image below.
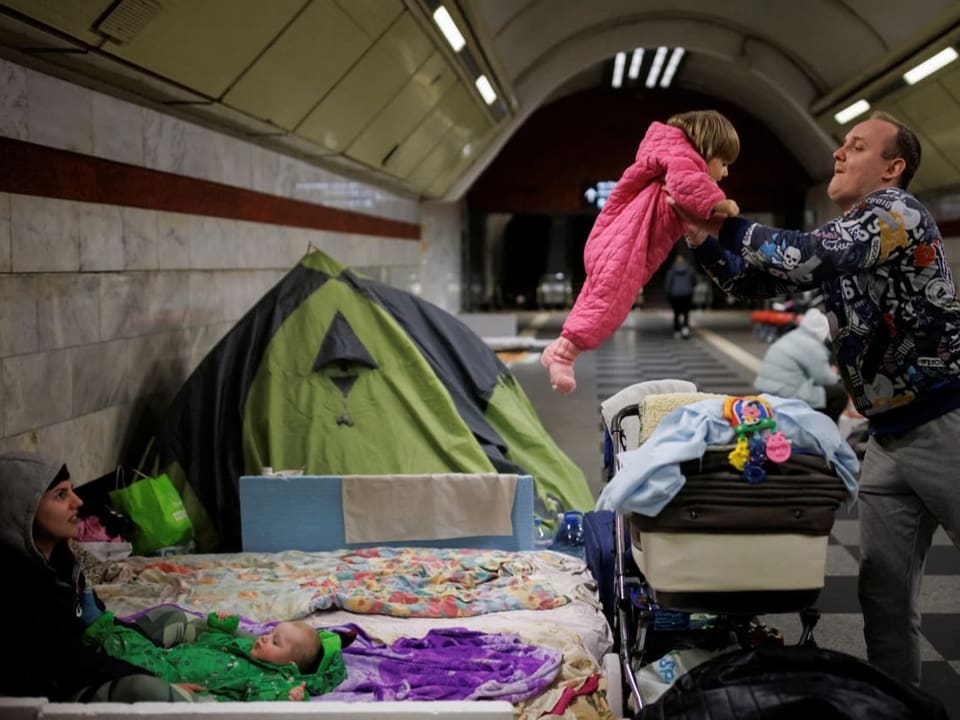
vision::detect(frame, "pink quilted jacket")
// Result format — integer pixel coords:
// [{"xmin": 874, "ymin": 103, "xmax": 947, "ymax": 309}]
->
[{"xmin": 561, "ymin": 121, "xmax": 727, "ymax": 350}]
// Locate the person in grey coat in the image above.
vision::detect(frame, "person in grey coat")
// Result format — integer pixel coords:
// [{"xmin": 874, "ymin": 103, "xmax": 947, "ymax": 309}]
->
[{"xmin": 753, "ymin": 308, "xmax": 848, "ymax": 421}]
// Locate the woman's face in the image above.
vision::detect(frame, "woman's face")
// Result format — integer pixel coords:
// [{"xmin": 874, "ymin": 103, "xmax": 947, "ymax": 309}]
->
[{"xmin": 34, "ymin": 478, "xmax": 83, "ymax": 551}]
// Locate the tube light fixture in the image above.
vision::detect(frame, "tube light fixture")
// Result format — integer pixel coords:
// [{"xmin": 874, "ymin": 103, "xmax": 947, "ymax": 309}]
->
[
  {"xmin": 433, "ymin": 5, "xmax": 465, "ymax": 52},
  {"xmin": 475, "ymin": 75, "xmax": 497, "ymax": 104},
  {"xmin": 659, "ymin": 48, "xmax": 685, "ymax": 88},
  {"xmin": 612, "ymin": 51, "xmax": 626, "ymax": 88},
  {"xmin": 628, "ymin": 48, "xmax": 644, "ymax": 80},
  {"xmin": 903, "ymin": 47, "xmax": 959, "ymax": 85},
  {"xmin": 646, "ymin": 46, "xmax": 668, "ymax": 88},
  {"xmin": 833, "ymin": 99, "xmax": 870, "ymax": 125}
]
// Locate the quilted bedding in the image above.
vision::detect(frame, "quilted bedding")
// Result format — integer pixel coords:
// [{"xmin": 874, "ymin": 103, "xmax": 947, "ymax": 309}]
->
[{"xmin": 92, "ymin": 546, "xmax": 570, "ymax": 621}]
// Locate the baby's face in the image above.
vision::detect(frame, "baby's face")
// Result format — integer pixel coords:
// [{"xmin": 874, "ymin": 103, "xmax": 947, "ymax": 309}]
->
[
  {"xmin": 250, "ymin": 622, "xmax": 308, "ymax": 666},
  {"xmin": 707, "ymin": 156, "xmax": 730, "ymax": 182}
]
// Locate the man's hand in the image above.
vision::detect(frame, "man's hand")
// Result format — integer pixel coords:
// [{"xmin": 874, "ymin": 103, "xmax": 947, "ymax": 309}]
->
[
  {"xmin": 666, "ymin": 196, "xmax": 724, "ymax": 238},
  {"xmin": 683, "ymin": 227, "xmax": 710, "ymax": 248}
]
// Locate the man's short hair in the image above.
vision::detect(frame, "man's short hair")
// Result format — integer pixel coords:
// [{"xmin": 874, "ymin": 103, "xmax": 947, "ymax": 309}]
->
[{"xmin": 870, "ymin": 110, "xmax": 922, "ymax": 190}]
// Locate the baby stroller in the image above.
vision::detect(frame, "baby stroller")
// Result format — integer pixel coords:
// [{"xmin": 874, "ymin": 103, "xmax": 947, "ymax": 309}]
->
[{"xmin": 597, "ymin": 379, "xmax": 856, "ymax": 717}]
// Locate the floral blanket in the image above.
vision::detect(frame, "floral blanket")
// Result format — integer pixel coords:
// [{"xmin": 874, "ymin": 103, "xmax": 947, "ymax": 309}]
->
[{"xmin": 93, "ymin": 547, "xmax": 570, "ymax": 621}]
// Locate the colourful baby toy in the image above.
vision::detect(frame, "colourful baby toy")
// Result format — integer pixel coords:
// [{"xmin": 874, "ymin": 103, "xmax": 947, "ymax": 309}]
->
[{"xmin": 722, "ymin": 395, "xmax": 792, "ymax": 483}]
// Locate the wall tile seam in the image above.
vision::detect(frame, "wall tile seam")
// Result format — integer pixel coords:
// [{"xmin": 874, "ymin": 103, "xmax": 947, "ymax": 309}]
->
[
  {"xmin": 0, "ymin": 319, "xmax": 231, "ymax": 359},
  {"xmin": 0, "ymin": 400, "xmax": 146, "ymax": 443},
  {"xmin": 0, "ymin": 265, "xmax": 309, "ymax": 276}
]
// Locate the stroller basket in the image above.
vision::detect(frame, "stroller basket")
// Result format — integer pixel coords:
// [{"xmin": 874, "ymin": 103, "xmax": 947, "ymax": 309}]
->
[{"xmin": 629, "ymin": 448, "xmax": 848, "ymax": 614}]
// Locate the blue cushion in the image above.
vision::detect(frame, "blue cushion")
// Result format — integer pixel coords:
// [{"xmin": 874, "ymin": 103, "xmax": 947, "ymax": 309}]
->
[{"xmin": 240, "ymin": 474, "xmax": 535, "ymax": 552}]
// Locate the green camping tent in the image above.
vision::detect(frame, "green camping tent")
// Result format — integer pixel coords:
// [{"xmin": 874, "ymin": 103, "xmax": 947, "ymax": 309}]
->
[{"xmin": 156, "ymin": 251, "xmax": 593, "ymax": 551}]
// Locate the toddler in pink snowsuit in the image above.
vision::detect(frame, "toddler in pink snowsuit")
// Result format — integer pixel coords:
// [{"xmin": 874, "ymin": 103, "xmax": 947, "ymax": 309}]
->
[{"xmin": 541, "ymin": 110, "xmax": 741, "ymax": 393}]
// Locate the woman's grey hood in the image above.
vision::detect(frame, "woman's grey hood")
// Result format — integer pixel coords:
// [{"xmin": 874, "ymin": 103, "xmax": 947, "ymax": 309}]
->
[{"xmin": 0, "ymin": 451, "xmax": 66, "ymax": 562}]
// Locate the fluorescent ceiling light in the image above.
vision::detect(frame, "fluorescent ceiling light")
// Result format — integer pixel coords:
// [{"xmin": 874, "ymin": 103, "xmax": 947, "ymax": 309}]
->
[
  {"xmin": 903, "ymin": 47, "xmax": 959, "ymax": 85},
  {"xmin": 475, "ymin": 75, "xmax": 497, "ymax": 104},
  {"xmin": 646, "ymin": 46, "xmax": 668, "ymax": 88},
  {"xmin": 628, "ymin": 48, "xmax": 644, "ymax": 80},
  {"xmin": 612, "ymin": 51, "xmax": 626, "ymax": 88},
  {"xmin": 659, "ymin": 47, "xmax": 685, "ymax": 88},
  {"xmin": 833, "ymin": 99, "xmax": 871, "ymax": 124},
  {"xmin": 433, "ymin": 6, "xmax": 465, "ymax": 52}
]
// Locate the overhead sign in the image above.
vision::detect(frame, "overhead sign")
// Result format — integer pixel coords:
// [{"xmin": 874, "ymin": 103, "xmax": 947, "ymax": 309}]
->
[{"xmin": 583, "ymin": 181, "xmax": 617, "ymax": 210}]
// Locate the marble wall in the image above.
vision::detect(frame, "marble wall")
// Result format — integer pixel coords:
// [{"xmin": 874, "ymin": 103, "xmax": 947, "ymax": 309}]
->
[{"xmin": 0, "ymin": 57, "xmax": 463, "ymax": 483}]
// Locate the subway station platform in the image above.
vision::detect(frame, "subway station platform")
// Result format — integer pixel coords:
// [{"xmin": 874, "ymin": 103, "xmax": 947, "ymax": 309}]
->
[{"xmin": 507, "ymin": 308, "xmax": 960, "ymax": 715}]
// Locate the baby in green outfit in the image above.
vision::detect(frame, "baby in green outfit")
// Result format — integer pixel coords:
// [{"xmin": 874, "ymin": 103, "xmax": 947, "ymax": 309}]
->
[{"xmin": 83, "ymin": 608, "xmax": 349, "ymax": 701}]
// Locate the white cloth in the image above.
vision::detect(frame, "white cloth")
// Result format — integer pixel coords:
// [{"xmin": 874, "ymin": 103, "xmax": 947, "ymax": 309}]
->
[{"xmin": 342, "ymin": 473, "xmax": 517, "ymax": 544}]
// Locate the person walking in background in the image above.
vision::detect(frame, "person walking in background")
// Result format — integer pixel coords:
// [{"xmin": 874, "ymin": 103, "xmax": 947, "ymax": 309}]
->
[
  {"xmin": 0, "ymin": 451, "xmax": 195, "ymax": 702},
  {"xmin": 540, "ymin": 109, "xmax": 741, "ymax": 393},
  {"xmin": 664, "ymin": 254, "xmax": 698, "ymax": 338},
  {"xmin": 753, "ymin": 308, "xmax": 848, "ymax": 421},
  {"xmin": 671, "ymin": 111, "xmax": 960, "ymax": 688}
]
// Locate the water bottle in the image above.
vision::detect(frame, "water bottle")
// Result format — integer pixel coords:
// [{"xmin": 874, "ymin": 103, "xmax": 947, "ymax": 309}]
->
[
  {"xmin": 551, "ymin": 510, "xmax": 585, "ymax": 560},
  {"xmin": 533, "ymin": 517, "xmax": 554, "ymax": 549}
]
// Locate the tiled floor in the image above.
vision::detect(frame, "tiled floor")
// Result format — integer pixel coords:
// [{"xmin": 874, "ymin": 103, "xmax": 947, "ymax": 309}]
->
[{"xmin": 509, "ymin": 309, "xmax": 960, "ymax": 717}]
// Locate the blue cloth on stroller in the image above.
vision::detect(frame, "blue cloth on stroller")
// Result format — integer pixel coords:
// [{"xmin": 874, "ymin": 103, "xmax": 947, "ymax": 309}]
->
[{"xmin": 596, "ymin": 394, "xmax": 859, "ymax": 516}]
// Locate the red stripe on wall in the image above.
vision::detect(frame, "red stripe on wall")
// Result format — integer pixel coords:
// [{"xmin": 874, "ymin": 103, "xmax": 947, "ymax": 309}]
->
[{"xmin": 0, "ymin": 138, "xmax": 420, "ymax": 240}]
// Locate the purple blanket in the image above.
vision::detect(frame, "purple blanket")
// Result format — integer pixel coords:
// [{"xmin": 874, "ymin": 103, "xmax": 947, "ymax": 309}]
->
[
  {"xmin": 122, "ymin": 606, "xmax": 561, "ymax": 703},
  {"xmin": 315, "ymin": 624, "xmax": 562, "ymax": 703}
]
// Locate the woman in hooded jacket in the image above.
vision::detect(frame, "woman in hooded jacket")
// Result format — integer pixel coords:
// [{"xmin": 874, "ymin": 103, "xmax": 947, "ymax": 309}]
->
[
  {"xmin": 753, "ymin": 308, "xmax": 849, "ymax": 422},
  {"xmin": 0, "ymin": 451, "xmax": 194, "ymax": 702}
]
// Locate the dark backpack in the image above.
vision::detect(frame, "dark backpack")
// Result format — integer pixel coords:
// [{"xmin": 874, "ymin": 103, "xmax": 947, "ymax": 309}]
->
[{"xmin": 583, "ymin": 509, "xmax": 637, "ymax": 636}]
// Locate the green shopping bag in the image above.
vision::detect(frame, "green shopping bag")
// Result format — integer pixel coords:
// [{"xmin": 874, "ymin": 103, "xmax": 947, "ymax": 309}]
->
[{"xmin": 109, "ymin": 472, "xmax": 194, "ymax": 555}]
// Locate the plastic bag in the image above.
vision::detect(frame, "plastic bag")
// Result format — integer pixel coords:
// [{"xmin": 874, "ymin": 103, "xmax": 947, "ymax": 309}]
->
[
  {"xmin": 635, "ymin": 646, "xmax": 736, "ymax": 703},
  {"xmin": 109, "ymin": 472, "xmax": 194, "ymax": 555}
]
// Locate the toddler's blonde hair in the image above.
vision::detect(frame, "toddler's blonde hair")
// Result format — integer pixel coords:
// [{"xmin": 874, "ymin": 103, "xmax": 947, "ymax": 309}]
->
[{"xmin": 667, "ymin": 110, "xmax": 740, "ymax": 164}]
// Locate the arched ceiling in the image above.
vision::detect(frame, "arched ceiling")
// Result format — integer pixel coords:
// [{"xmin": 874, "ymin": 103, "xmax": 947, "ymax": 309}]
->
[
  {"xmin": 1, "ymin": 0, "xmax": 959, "ymax": 205},
  {"xmin": 453, "ymin": 0, "xmax": 960, "ymax": 200}
]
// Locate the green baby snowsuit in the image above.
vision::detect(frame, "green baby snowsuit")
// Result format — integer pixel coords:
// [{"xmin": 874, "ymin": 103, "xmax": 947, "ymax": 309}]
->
[{"xmin": 83, "ymin": 612, "xmax": 345, "ymax": 701}]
